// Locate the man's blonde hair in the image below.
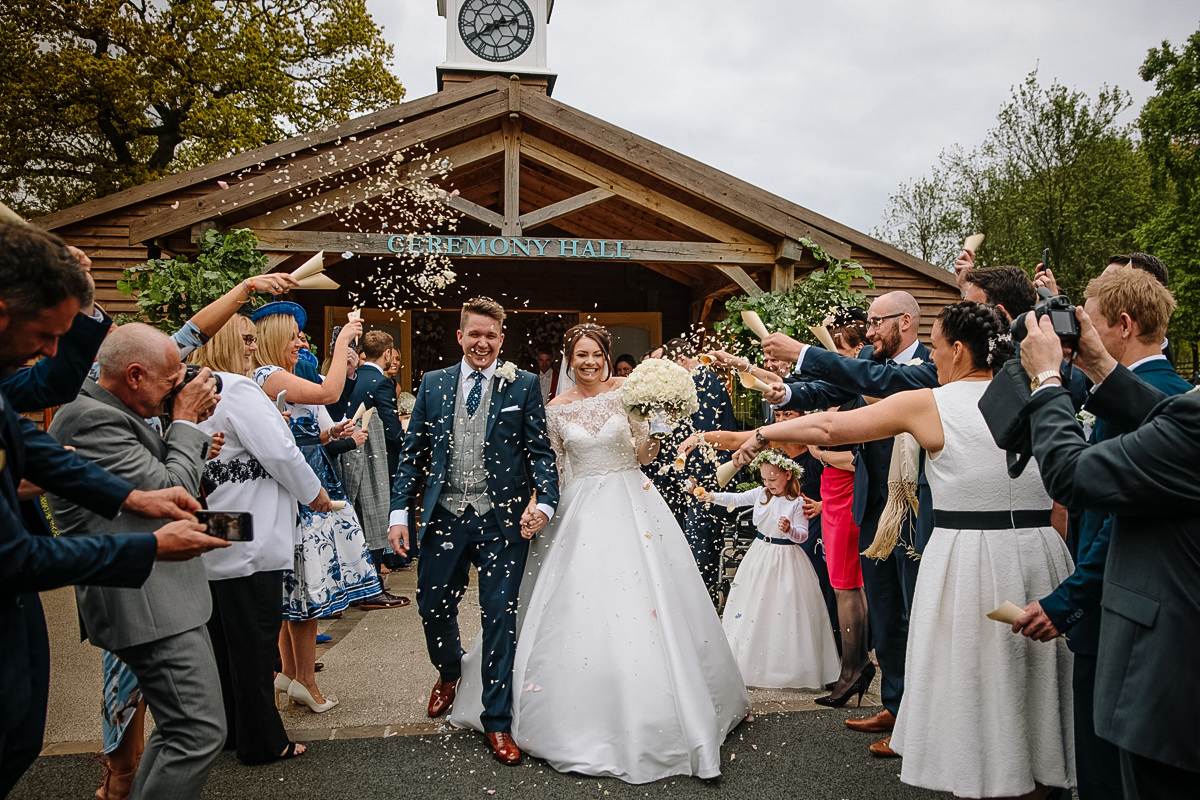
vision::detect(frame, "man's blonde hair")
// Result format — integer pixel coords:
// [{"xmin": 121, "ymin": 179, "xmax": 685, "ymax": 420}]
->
[
  {"xmin": 460, "ymin": 296, "xmax": 506, "ymax": 331},
  {"xmin": 1084, "ymin": 267, "xmax": 1176, "ymax": 344}
]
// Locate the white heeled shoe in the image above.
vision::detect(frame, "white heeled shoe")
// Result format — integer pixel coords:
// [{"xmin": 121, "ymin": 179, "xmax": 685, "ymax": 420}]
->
[
  {"xmin": 274, "ymin": 673, "xmax": 293, "ymax": 709},
  {"xmin": 287, "ymin": 680, "xmax": 338, "ymax": 713}
]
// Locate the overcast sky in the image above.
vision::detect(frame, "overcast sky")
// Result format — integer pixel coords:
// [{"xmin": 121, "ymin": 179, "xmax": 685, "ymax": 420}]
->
[{"xmin": 367, "ymin": 1, "xmax": 1198, "ymax": 265}]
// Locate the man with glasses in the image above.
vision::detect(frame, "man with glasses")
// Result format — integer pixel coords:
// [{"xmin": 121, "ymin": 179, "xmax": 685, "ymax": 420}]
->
[{"xmin": 758, "ymin": 291, "xmax": 938, "ymax": 758}]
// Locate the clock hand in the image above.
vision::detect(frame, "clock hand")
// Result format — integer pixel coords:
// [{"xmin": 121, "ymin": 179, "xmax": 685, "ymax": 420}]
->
[{"xmin": 470, "ymin": 15, "xmax": 517, "ymax": 41}]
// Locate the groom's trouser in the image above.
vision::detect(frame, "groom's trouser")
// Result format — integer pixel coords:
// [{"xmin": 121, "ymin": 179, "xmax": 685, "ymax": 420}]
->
[{"xmin": 417, "ymin": 505, "xmax": 529, "ymax": 733}]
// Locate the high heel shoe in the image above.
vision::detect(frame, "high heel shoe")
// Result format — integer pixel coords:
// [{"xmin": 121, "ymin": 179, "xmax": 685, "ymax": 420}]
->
[
  {"xmin": 814, "ymin": 662, "xmax": 877, "ymax": 708},
  {"xmin": 274, "ymin": 673, "xmax": 293, "ymax": 710},
  {"xmin": 287, "ymin": 680, "xmax": 338, "ymax": 713}
]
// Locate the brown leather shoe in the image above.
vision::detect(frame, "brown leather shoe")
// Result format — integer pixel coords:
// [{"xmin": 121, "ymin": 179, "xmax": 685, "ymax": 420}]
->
[
  {"xmin": 869, "ymin": 736, "xmax": 900, "ymax": 758},
  {"xmin": 845, "ymin": 708, "xmax": 895, "ymax": 733},
  {"xmin": 485, "ymin": 731, "xmax": 522, "ymax": 765},
  {"xmin": 427, "ymin": 678, "xmax": 458, "ymax": 718},
  {"xmin": 361, "ymin": 591, "xmax": 411, "ymax": 610}
]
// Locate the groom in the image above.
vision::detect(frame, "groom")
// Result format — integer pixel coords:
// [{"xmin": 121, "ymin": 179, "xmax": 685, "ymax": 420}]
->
[{"xmin": 388, "ymin": 297, "xmax": 558, "ymax": 765}]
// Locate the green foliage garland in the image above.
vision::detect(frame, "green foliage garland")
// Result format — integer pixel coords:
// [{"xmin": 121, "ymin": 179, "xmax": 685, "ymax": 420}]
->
[
  {"xmin": 116, "ymin": 228, "xmax": 267, "ymax": 331},
  {"xmin": 714, "ymin": 239, "xmax": 874, "ymax": 361}
]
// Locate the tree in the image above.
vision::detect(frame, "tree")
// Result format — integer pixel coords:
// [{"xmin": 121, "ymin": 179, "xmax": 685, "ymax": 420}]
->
[
  {"xmin": 876, "ymin": 71, "xmax": 1156, "ymax": 302},
  {"xmin": 872, "ymin": 166, "xmax": 963, "ymax": 269},
  {"xmin": 0, "ymin": 0, "xmax": 405, "ymax": 216},
  {"xmin": 1135, "ymin": 26, "xmax": 1200, "ymax": 353}
]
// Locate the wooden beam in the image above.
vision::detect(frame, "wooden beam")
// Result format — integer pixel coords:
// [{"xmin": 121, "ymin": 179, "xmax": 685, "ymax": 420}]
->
[
  {"xmin": 775, "ymin": 237, "xmax": 803, "ymax": 265},
  {"xmin": 502, "ymin": 118, "xmax": 521, "ymax": 236},
  {"xmin": 251, "ymin": 230, "xmax": 777, "ymax": 265},
  {"xmin": 713, "ymin": 265, "xmax": 765, "ymax": 297},
  {"xmin": 38, "ymin": 76, "xmax": 512, "ymax": 233},
  {"xmin": 521, "ymin": 135, "xmax": 766, "ymax": 245},
  {"xmin": 444, "ymin": 195, "xmax": 505, "ymax": 230},
  {"xmin": 240, "ymin": 133, "xmax": 504, "ymax": 231},
  {"xmin": 772, "ymin": 264, "xmax": 795, "ymax": 292},
  {"xmin": 519, "ymin": 187, "xmax": 613, "ymax": 229},
  {"xmin": 128, "ymin": 91, "xmax": 510, "ymax": 244},
  {"xmin": 519, "ymin": 90, "xmax": 851, "ymax": 258}
]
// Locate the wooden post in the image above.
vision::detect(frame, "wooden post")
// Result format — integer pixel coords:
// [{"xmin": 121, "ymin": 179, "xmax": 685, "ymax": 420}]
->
[
  {"xmin": 772, "ymin": 238, "xmax": 801, "ymax": 292},
  {"xmin": 502, "ymin": 117, "xmax": 522, "ymax": 236}
]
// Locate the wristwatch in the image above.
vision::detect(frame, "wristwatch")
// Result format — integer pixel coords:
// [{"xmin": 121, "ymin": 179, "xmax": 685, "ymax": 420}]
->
[
  {"xmin": 754, "ymin": 428, "xmax": 769, "ymax": 447},
  {"xmin": 1030, "ymin": 369, "xmax": 1062, "ymax": 391}
]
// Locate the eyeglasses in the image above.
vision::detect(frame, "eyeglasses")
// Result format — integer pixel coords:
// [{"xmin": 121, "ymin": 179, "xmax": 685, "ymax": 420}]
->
[
  {"xmin": 242, "ymin": 335, "xmax": 258, "ymax": 346},
  {"xmin": 866, "ymin": 313, "xmax": 904, "ymax": 329}
]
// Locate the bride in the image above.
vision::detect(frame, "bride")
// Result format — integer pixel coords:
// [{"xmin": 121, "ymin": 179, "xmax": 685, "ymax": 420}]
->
[{"xmin": 451, "ymin": 323, "xmax": 750, "ymax": 783}]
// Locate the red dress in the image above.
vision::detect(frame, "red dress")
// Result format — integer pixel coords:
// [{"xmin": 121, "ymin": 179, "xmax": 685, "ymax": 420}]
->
[{"xmin": 819, "ymin": 464, "xmax": 863, "ymax": 589}]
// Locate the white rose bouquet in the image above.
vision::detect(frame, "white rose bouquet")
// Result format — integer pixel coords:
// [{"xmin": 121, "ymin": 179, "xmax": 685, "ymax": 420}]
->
[{"xmin": 619, "ymin": 359, "xmax": 699, "ymax": 439}]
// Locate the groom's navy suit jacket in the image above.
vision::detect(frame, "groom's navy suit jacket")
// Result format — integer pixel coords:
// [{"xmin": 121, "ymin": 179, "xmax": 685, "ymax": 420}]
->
[{"xmin": 390, "ymin": 362, "xmax": 559, "ymax": 542}]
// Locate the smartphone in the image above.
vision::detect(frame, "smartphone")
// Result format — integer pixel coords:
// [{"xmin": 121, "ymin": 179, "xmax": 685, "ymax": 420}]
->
[
  {"xmin": 196, "ymin": 510, "xmax": 254, "ymax": 541},
  {"xmin": 1038, "ymin": 248, "xmax": 1050, "ymax": 274},
  {"xmin": 274, "ymin": 390, "xmax": 288, "ymax": 411}
]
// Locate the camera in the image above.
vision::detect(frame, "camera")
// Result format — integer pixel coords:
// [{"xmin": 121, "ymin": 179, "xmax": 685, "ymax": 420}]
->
[
  {"xmin": 1010, "ymin": 287, "xmax": 1079, "ymax": 347},
  {"xmin": 163, "ymin": 364, "xmax": 223, "ymax": 417}
]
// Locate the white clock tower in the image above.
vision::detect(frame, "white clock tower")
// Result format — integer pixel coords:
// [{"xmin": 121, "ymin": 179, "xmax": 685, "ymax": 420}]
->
[{"xmin": 437, "ymin": 0, "xmax": 557, "ymax": 94}]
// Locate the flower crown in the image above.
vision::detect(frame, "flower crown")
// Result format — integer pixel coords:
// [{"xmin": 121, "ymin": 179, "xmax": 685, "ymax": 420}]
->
[{"xmin": 749, "ymin": 449, "xmax": 804, "ymax": 480}]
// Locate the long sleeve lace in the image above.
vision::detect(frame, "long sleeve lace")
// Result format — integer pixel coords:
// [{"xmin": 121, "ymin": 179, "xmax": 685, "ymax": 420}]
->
[{"xmin": 548, "ymin": 410, "xmax": 570, "ymax": 485}]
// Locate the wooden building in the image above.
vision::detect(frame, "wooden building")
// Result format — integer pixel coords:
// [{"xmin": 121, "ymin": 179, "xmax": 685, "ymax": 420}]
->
[{"xmin": 34, "ymin": 0, "xmax": 958, "ymax": 391}]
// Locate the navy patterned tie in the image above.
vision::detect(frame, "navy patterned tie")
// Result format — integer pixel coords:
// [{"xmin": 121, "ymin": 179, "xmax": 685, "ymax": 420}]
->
[{"xmin": 466, "ymin": 370, "xmax": 483, "ymax": 415}]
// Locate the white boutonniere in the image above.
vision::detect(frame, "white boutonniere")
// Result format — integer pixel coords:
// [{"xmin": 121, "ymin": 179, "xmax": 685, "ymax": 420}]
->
[
  {"xmin": 494, "ymin": 361, "xmax": 518, "ymax": 387},
  {"xmin": 905, "ymin": 358, "xmax": 924, "ymax": 367}
]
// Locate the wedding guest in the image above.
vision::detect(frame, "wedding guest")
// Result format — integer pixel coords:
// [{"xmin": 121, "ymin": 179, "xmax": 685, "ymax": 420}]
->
[
  {"xmin": 188, "ymin": 314, "xmax": 332, "ymax": 764},
  {"xmin": 253, "ymin": 303, "xmax": 380, "ymax": 713},
  {"xmin": 700, "ymin": 450, "xmax": 839, "ymax": 690},
  {"xmin": 534, "ymin": 348, "xmax": 562, "ymax": 402},
  {"xmin": 448, "ymin": 323, "xmax": 748, "ymax": 782},
  {"xmin": 1012, "ymin": 268, "xmax": 1188, "ymax": 800},
  {"xmin": 0, "ymin": 225, "xmax": 221, "ymax": 799},
  {"xmin": 741, "ymin": 302, "xmax": 1075, "ymax": 798},
  {"xmin": 762, "ymin": 293, "xmax": 939, "ymax": 755},
  {"xmin": 613, "ymin": 353, "xmax": 637, "ymax": 377},
  {"xmin": 49, "ymin": 324, "xmax": 228, "ymax": 800},
  {"xmin": 348, "ymin": 331, "xmax": 404, "ymax": 479},
  {"xmin": 991, "ymin": 303, "xmax": 1200, "ymax": 800}
]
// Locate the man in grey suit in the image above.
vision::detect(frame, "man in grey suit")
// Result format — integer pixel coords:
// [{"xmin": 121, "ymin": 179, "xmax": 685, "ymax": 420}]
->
[
  {"xmin": 985, "ymin": 306, "xmax": 1200, "ymax": 800},
  {"xmin": 49, "ymin": 323, "xmax": 225, "ymax": 800}
]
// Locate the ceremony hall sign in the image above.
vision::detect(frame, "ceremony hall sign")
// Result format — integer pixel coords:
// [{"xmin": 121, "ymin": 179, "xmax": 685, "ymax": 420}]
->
[{"xmin": 388, "ymin": 235, "xmax": 633, "ymax": 259}]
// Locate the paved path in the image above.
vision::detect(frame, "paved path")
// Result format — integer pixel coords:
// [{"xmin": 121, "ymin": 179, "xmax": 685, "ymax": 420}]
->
[{"xmin": 20, "ymin": 567, "xmax": 949, "ymax": 800}]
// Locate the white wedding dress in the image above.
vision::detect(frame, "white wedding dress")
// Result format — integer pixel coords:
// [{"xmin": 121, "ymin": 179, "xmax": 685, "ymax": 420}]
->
[
  {"xmin": 451, "ymin": 390, "xmax": 750, "ymax": 783},
  {"xmin": 889, "ymin": 381, "xmax": 1076, "ymax": 797}
]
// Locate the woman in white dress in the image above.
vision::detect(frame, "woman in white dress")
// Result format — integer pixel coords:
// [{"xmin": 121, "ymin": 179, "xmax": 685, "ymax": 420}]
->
[
  {"xmin": 734, "ymin": 302, "xmax": 1074, "ymax": 799},
  {"xmin": 452, "ymin": 323, "xmax": 750, "ymax": 783},
  {"xmin": 700, "ymin": 451, "xmax": 840, "ymax": 690}
]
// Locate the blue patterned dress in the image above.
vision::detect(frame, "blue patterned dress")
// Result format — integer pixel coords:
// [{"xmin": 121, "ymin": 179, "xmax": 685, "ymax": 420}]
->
[{"xmin": 254, "ymin": 366, "xmax": 380, "ymax": 619}]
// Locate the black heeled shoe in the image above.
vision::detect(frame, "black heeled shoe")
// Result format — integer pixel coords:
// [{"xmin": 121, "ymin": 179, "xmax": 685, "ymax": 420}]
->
[{"xmin": 814, "ymin": 662, "xmax": 876, "ymax": 708}]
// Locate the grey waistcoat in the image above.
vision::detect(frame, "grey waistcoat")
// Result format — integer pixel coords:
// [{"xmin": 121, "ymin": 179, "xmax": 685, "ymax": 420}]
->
[{"xmin": 439, "ymin": 372, "xmax": 492, "ymax": 517}]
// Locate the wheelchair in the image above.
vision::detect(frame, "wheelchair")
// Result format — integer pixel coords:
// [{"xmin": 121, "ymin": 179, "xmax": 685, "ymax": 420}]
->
[{"xmin": 715, "ymin": 507, "xmax": 757, "ymax": 613}]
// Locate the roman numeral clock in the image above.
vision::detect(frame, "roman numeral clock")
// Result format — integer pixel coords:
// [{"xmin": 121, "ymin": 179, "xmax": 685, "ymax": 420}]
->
[{"xmin": 438, "ymin": 0, "xmax": 557, "ymax": 93}]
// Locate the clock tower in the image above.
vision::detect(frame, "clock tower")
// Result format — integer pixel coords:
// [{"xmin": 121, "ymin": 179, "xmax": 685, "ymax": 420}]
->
[{"xmin": 437, "ymin": 0, "xmax": 557, "ymax": 94}]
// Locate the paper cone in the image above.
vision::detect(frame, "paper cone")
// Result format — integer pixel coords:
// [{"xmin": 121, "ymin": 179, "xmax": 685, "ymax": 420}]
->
[
  {"xmin": 738, "ymin": 371, "xmax": 772, "ymax": 392},
  {"xmin": 715, "ymin": 460, "xmax": 739, "ymax": 488},
  {"xmin": 362, "ymin": 407, "xmax": 376, "ymax": 428},
  {"xmin": 347, "ymin": 308, "xmax": 362, "ymax": 322},
  {"xmin": 330, "ymin": 500, "xmax": 346, "ymax": 511},
  {"xmin": 809, "ymin": 325, "xmax": 838, "ymax": 351},
  {"xmin": 294, "ymin": 273, "xmax": 339, "ymax": 290},
  {"xmin": 0, "ymin": 201, "xmax": 25, "ymax": 226},
  {"xmin": 697, "ymin": 353, "xmax": 715, "ymax": 366},
  {"xmin": 290, "ymin": 251, "xmax": 325, "ymax": 281},
  {"xmin": 986, "ymin": 600, "xmax": 1024, "ymax": 625},
  {"xmin": 741, "ymin": 310, "xmax": 770, "ymax": 339},
  {"xmin": 351, "ymin": 403, "xmax": 367, "ymax": 424},
  {"xmin": 964, "ymin": 233, "xmax": 985, "ymax": 254}
]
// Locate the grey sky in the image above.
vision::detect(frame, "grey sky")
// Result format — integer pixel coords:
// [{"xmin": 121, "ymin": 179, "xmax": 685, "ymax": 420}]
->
[{"xmin": 369, "ymin": 1, "xmax": 1198, "ymax": 264}]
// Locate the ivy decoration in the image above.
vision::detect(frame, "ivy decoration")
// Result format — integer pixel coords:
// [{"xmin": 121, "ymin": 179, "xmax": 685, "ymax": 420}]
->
[
  {"xmin": 117, "ymin": 228, "xmax": 268, "ymax": 331},
  {"xmin": 714, "ymin": 238, "xmax": 874, "ymax": 361}
]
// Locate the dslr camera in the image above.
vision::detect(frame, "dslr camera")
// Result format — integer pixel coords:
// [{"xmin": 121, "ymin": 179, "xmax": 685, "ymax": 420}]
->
[
  {"xmin": 1010, "ymin": 287, "xmax": 1079, "ymax": 348},
  {"xmin": 163, "ymin": 364, "xmax": 223, "ymax": 417}
]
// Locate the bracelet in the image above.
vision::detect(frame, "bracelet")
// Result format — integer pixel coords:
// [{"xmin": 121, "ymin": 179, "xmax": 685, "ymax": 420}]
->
[
  {"xmin": 244, "ymin": 278, "xmax": 255, "ymax": 297},
  {"xmin": 754, "ymin": 428, "xmax": 769, "ymax": 447}
]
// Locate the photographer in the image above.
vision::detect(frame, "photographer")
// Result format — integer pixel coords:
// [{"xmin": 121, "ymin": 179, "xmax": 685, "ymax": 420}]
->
[{"xmin": 983, "ymin": 295, "xmax": 1200, "ymax": 800}]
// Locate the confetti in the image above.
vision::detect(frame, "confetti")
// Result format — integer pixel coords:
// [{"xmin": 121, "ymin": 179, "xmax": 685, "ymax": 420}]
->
[
  {"xmin": 169, "ymin": 200, "xmax": 179, "ymax": 209},
  {"xmin": 217, "ymin": 180, "xmax": 229, "ymax": 189}
]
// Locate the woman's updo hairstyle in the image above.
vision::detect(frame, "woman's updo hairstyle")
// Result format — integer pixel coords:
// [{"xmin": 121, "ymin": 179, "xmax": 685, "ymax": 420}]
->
[
  {"xmin": 936, "ymin": 301, "xmax": 1014, "ymax": 370},
  {"xmin": 828, "ymin": 306, "xmax": 869, "ymax": 351},
  {"xmin": 562, "ymin": 322, "xmax": 613, "ymax": 381}
]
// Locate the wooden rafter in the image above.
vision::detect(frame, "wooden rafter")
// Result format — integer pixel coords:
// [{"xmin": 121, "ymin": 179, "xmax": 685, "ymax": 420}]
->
[
  {"xmin": 713, "ymin": 265, "xmax": 765, "ymax": 297},
  {"xmin": 519, "ymin": 187, "xmax": 614, "ymax": 230},
  {"xmin": 502, "ymin": 118, "xmax": 521, "ymax": 236},
  {"xmin": 445, "ymin": 195, "xmax": 505, "ymax": 230}
]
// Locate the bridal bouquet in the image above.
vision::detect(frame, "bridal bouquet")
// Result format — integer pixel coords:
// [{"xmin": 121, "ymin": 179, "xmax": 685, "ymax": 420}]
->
[{"xmin": 619, "ymin": 359, "xmax": 699, "ymax": 439}]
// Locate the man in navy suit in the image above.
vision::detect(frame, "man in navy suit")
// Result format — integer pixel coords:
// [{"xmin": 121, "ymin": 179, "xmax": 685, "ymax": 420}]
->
[
  {"xmin": 757, "ymin": 291, "xmax": 939, "ymax": 757},
  {"xmin": 1012, "ymin": 269, "xmax": 1190, "ymax": 800},
  {"xmin": 349, "ymin": 330, "xmax": 404, "ymax": 480},
  {"xmin": 387, "ymin": 297, "xmax": 558, "ymax": 765},
  {"xmin": 0, "ymin": 223, "xmax": 226, "ymax": 797}
]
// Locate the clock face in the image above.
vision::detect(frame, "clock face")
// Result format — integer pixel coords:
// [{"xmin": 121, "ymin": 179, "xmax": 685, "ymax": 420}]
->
[{"xmin": 458, "ymin": 0, "xmax": 535, "ymax": 63}]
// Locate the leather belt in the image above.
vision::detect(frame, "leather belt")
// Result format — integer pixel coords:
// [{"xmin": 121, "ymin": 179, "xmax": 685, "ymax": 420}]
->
[
  {"xmin": 932, "ymin": 509, "xmax": 1052, "ymax": 530},
  {"xmin": 756, "ymin": 532, "xmax": 799, "ymax": 546}
]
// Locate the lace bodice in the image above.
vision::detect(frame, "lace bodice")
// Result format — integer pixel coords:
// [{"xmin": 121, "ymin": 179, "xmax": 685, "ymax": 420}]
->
[{"xmin": 547, "ymin": 391, "xmax": 648, "ymax": 482}]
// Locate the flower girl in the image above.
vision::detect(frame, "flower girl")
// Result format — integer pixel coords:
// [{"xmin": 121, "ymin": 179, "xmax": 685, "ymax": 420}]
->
[{"xmin": 700, "ymin": 449, "xmax": 840, "ymax": 690}]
